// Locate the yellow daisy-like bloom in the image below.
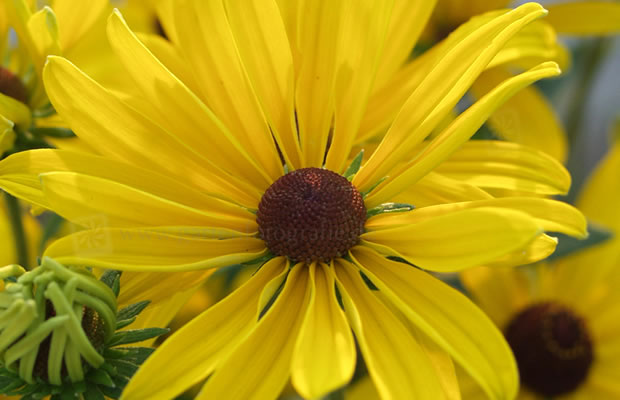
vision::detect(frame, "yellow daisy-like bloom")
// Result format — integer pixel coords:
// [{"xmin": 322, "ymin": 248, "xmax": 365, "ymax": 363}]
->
[
  {"xmin": 0, "ymin": 1, "xmax": 588, "ymax": 399},
  {"xmin": 425, "ymin": 0, "xmax": 620, "ymax": 162},
  {"xmin": 462, "ymin": 138, "xmax": 620, "ymax": 399}
]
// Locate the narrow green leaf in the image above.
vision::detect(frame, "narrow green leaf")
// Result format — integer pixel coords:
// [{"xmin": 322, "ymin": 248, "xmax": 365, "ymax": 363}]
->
[
  {"xmin": 361, "ymin": 176, "xmax": 387, "ymax": 198},
  {"xmin": 108, "ymin": 359, "xmax": 139, "ymax": 378},
  {"xmin": 107, "ymin": 328, "xmax": 169, "ymax": 347},
  {"xmin": 105, "ymin": 347, "xmax": 155, "ymax": 365},
  {"xmin": 344, "ymin": 150, "xmax": 364, "ymax": 180},
  {"xmin": 86, "ymin": 369, "xmax": 115, "ymax": 388},
  {"xmin": 82, "ymin": 384, "xmax": 105, "ymax": 400},
  {"xmin": 366, "ymin": 202, "xmax": 415, "ymax": 218},
  {"xmin": 116, "ymin": 300, "xmax": 150, "ymax": 321},
  {"xmin": 99, "ymin": 270, "xmax": 121, "ymax": 293},
  {"xmin": 114, "ymin": 317, "xmax": 136, "ymax": 330},
  {"xmin": 29, "ymin": 127, "xmax": 75, "ymax": 138}
]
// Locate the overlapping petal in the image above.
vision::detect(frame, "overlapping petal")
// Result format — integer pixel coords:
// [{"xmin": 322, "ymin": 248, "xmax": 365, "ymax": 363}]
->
[
  {"xmin": 121, "ymin": 258, "xmax": 288, "ymax": 400},
  {"xmin": 44, "ymin": 228, "xmax": 266, "ymax": 272},
  {"xmin": 362, "ymin": 207, "xmax": 541, "ymax": 272},
  {"xmin": 291, "ymin": 263, "xmax": 356, "ymax": 398},
  {"xmin": 334, "ymin": 258, "xmax": 445, "ymax": 399},
  {"xmin": 350, "ymin": 247, "xmax": 518, "ymax": 400}
]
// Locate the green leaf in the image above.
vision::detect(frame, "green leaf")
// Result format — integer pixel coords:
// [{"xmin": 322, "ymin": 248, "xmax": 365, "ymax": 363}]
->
[
  {"xmin": 99, "ymin": 270, "xmax": 121, "ymax": 291},
  {"xmin": 83, "ymin": 384, "xmax": 105, "ymax": 400},
  {"xmin": 108, "ymin": 359, "xmax": 139, "ymax": 378},
  {"xmin": 104, "ymin": 347, "xmax": 155, "ymax": 365},
  {"xmin": 366, "ymin": 202, "xmax": 415, "ymax": 218},
  {"xmin": 29, "ymin": 127, "xmax": 75, "ymax": 138},
  {"xmin": 86, "ymin": 369, "xmax": 115, "ymax": 388},
  {"xmin": 344, "ymin": 150, "xmax": 364, "ymax": 180},
  {"xmin": 114, "ymin": 317, "xmax": 136, "ymax": 330},
  {"xmin": 361, "ymin": 176, "xmax": 387, "ymax": 198},
  {"xmin": 117, "ymin": 300, "xmax": 150, "ymax": 321},
  {"xmin": 107, "ymin": 328, "xmax": 169, "ymax": 347},
  {"xmin": 547, "ymin": 222, "xmax": 613, "ymax": 262},
  {"xmin": 32, "ymin": 103, "xmax": 56, "ymax": 118}
]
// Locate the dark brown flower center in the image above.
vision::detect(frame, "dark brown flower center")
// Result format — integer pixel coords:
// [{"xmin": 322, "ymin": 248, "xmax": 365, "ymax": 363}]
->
[
  {"xmin": 257, "ymin": 168, "xmax": 366, "ymax": 263},
  {"xmin": 504, "ymin": 302, "xmax": 593, "ymax": 397},
  {"xmin": 0, "ymin": 66, "xmax": 28, "ymax": 104}
]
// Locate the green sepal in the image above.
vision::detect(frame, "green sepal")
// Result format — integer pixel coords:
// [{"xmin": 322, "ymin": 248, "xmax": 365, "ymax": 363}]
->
[
  {"xmin": 117, "ymin": 300, "xmax": 150, "ymax": 320},
  {"xmin": 106, "ymin": 328, "xmax": 169, "ymax": 347},
  {"xmin": 85, "ymin": 368, "xmax": 115, "ymax": 388},
  {"xmin": 82, "ymin": 384, "xmax": 105, "ymax": 400},
  {"xmin": 547, "ymin": 222, "xmax": 613, "ymax": 262},
  {"xmin": 32, "ymin": 103, "xmax": 56, "ymax": 118},
  {"xmin": 99, "ymin": 270, "xmax": 122, "ymax": 295},
  {"xmin": 344, "ymin": 150, "xmax": 364, "ymax": 180},
  {"xmin": 366, "ymin": 202, "xmax": 415, "ymax": 218},
  {"xmin": 115, "ymin": 317, "xmax": 136, "ymax": 330},
  {"xmin": 29, "ymin": 127, "xmax": 75, "ymax": 138},
  {"xmin": 361, "ymin": 176, "xmax": 387, "ymax": 198},
  {"xmin": 108, "ymin": 359, "xmax": 139, "ymax": 378},
  {"xmin": 104, "ymin": 347, "xmax": 154, "ymax": 365}
]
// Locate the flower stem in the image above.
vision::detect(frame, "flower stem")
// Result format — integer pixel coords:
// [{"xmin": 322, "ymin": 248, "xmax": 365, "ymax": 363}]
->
[{"xmin": 4, "ymin": 191, "xmax": 29, "ymax": 268}]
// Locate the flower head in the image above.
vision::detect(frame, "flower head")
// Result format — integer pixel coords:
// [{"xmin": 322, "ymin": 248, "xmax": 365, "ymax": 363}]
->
[
  {"xmin": 462, "ymin": 137, "xmax": 620, "ymax": 399},
  {"xmin": 0, "ymin": 258, "xmax": 167, "ymax": 399},
  {"xmin": 0, "ymin": 1, "xmax": 588, "ymax": 399}
]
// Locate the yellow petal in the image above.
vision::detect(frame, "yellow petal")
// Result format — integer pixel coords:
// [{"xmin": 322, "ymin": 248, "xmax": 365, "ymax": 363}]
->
[
  {"xmin": 136, "ymin": 32, "xmax": 202, "ymax": 97},
  {"xmin": 0, "ymin": 92, "xmax": 31, "ymax": 127},
  {"xmin": 353, "ymin": 3, "xmax": 548, "ymax": 191},
  {"xmin": 198, "ymin": 264, "xmax": 311, "ymax": 400},
  {"xmin": 460, "ymin": 266, "xmax": 534, "ymax": 328},
  {"xmin": 365, "ymin": 61, "xmax": 561, "ymax": 208},
  {"xmin": 42, "ymin": 56, "xmax": 260, "ymax": 207},
  {"xmin": 291, "ymin": 263, "xmax": 356, "ymax": 398},
  {"xmin": 27, "ymin": 6, "xmax": 60, "ymax": 62},
  {"xmin": 0, "ymin": 115, "xmax": 15, "ymax": 154},
  {"xmin": 333, "ymin": 258, "xmax": 445, "ymax": 400},
  {"xmin": 367, "ymin": 197, "xmax": 587, "ymax": 239},
  {"xmin": 324, "ymin": 0, "xmax": 394, "ymax": 173},
  {"xmin": 578, "ymin": 140, "xmax": 620, "ymax": 231},
  {"xmin": 44, "ymin": 228, "xmax": 266, "ymax": 272},
  {"xmin": 116, "ymin": 269, "xmax": 211, "ymax": 310},
  {"xmin": 393, "ymin": 172, "xmax": 492, "ymax": 207},
  {"xmin": 0, "ymin": 149, "xmax": 252, "ymax": 223},
  {"xmin": 224, "ymin": 0, "xmax": 300, "ymax": 170},
  {"xmin": 433, "ymin": 140, "xmax": 570, "ymax": 196},
  {"xmin": 482, "ymin": 233, "xmax": 558, "ymax": 268},
  {"xmin": 545, "ymin": 1, "xmax": 620, "ymax": 35},
  {"xmin": 51, "ymin": 0, "xmax": 107, "ymax": 50},
  {"xmin": 106, "ymin": 10, "xmax": 275, "ymax": 190},
  {"xmin": 362, "ymin": 207, "xmax": 541, "ymax": 272},
  {"xmin": 488, "ymin": 19, "xmax": 569, "ymax": 71},
  {"xmin": 39, "ymin": 171, "xmax": 255, "ymax": 233},
  {"xmin": 121, "ymin": 257, "xmax": 287, "ymax": 400},
  {"xmin": 471, "ymin": 66, "xmax": 567, "ymax": 162},
  {"xmin": 350, "ymin": 246, "xmax": 518, "ymax": 400},
  {"xmin": 345, "ymin": 377, "xmax": 381, "ymax": 400},
  {"xmin": 374, "ymin": 0, "xmax": 436, "ymax": 86}
]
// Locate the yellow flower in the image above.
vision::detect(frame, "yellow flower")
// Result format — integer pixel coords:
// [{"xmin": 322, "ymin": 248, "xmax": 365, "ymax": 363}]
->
[
  {"xmin": 423, "ymin": 0, "xmax": 620, "ymax": 162},
  {"xmin": 461, "ymin": 138, "xmax": 620, "ymax": 399},
  {"xmin": 0, "ymin": 1, "xmax": 588, "ymax": 399}
]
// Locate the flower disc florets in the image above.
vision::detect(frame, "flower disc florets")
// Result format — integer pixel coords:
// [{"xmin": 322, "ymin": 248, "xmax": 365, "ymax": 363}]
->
[
  {"xmin": 505, "ymin": 302, "xmax": 593, "ymax": 397},
  {"xmin": 257, "ymin": 168, "xmax": 366, "ymax": 263},
  {"xmin": 0, "ymin": 67, "xmax": 28, "ymax": 104}
]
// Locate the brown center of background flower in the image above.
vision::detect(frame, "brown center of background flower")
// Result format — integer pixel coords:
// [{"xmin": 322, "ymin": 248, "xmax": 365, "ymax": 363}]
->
[
  {"xmin": 504, "ymin": 301, "xmax": 594, "ymax": 397},
  {"xmin": 257, "ymin": 167, "xmax": 366, "ymax": 263},
  {"xmin": 0, "ymin": 66, "xmax": 28, "ymax": 104}
]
